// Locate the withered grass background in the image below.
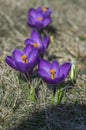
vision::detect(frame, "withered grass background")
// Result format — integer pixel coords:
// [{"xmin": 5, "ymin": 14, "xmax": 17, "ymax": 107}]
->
[{"xmin": 0, "ymin": 0, "xmax": 86, "ymax": 130}]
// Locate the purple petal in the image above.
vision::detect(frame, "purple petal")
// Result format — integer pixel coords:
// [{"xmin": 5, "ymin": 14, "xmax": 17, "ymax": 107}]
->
[
  {"xmin": 5, "ymin": 56, "xmax": 17, "ymax": 70},
  {"xmin": 27, "ymin": 9, "xmax": 37, "ymax": 26},
  {"xmin": 37, "ymin": 7, "xmax": 52, "ymax": 16},
  {"xmin": 27, "ymin": 16, "xmax": 36, "ymax": 25},
  {"xmin": 38, "ymin": 69, "xmax": 50, "ymax": 80},
  {"xmin": 25, "ymin": 38, "xmax": 35, "ymax": 46},
  {"xmin": 28, "ymin": 8, "xmax": 37, "ymax": 18},
  {"xmin": 38, "ymin": 59, "xmax": 51, "ymax": 73},
  {"xmin": 36, "ymin": 12, "xmax": 44, "ymax": 18},
  {"xmin": 29, "ymin": 49, "xmax": 39, "ymax": 65},
  {"xmin": 52, "ymin": 75, "xmax": 65, "ymax": 84},
  {"xmin": 26, "ymin": 30, "xmax": 47, "ymax": 53},
  {"xmin": 46, "ymin": 75, "xmax": 64, "ymax": 84},
  {"xmin": 34, "ymin": 21, "xmax": 44, "ymax": 29},
  {"xmin": 44, "ymin": 8, "xmax": 52, "ymax": 16},
  {"xmin": 15, "ymin": 61, "xmax": 28, "ymax": 73},
  {"xmin": 31, "ymin": 30, "xmax": 42, "ymax": 44},
  {"xmin": 51, "ymin": 61, "xmax": 59, "ymax": 68},
  {"xmin": 13, "ymin": 49, "xmax": 24, "ymax": 62},
  {"xmin": 37, "ymin": 7, "xmax": 42, "ymax": 11},
  {"xmin": 38, "ymin": 46, "xmax": 45, "ymax": 55},
  {"xmin": 59, "ymin": 63, "xmax": 71, "ymax": 79},
  {"xmin": 15, "ymin": 60, "xmax": 33, "ymax": 74},
  {"xmin": 38, "ymin": 69, "xmax": 56, "ymax": 84},
  {"xmin": 43, "ymin": 17, "xmax": 52, "ymax": 27},
  {"xmin": 23, "ymin": 45, "xmax": 34, "ymax": 56},
  {"xmin": 50, "ymin": 60, "xmax": 59, "ymax": 76},
  {"xmin": 43, "ymin": 36, "xmax": 50, "ymax": 49}
]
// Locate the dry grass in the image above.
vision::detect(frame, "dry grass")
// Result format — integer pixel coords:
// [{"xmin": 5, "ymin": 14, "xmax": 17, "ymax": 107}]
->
[{"xmin": 0, "ymin": 0, "xmax": 86, "ymax": 130}]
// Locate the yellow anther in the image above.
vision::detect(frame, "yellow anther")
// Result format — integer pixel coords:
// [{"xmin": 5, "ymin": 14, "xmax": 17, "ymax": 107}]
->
[
  {"xmin": 50, "ymin": 69, "xmax": 56, "ymax": 79},
  {"xmin": 42, "ymin": 7, "xmax": 47, "ymax": 12},
  {"xmin": 50, "ymin": 69, "xmax": 56, "ymax": 74},
  {"xmin": 33, "ymin": 43, "xmax": 40, "ymax": 48},
  {"xmin": 37, "ymin": 17, "xmax": 43, "ymax": 21},
  {"xmin": 21, "ymin": 55, "xmax": 28, "ymax": 63}
]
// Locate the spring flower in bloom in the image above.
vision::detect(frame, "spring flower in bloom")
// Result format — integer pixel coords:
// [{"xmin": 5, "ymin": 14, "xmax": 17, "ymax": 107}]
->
[
  {"xmin": 38, "ymin": 59, "xmax": 71, "ymax": 85},
  {"xmin": 6, "ymin": 45, "xmax": 39, "ymax": 75},
  {"xmin": 37, "ymin": 7, "xmax": 52, "ymax": 17},
  {"xmin": 27, "ymin": 7, "xmax": 52, "ymax": 29},
  {"xmin": 25, "ymin": 30, "xmax": 50, "ymax": 55}
]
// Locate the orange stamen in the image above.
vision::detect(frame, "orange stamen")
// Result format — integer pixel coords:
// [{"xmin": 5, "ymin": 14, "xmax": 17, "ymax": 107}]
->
[
  {"xmin": 33, "ymin": 43, "xmax": 40, "ymax": 48},
  {"xmin": 21, "ymin": 55, "xmax": 28, "ymax": 63},
  {"xmin": 50, "ymin": 69, "xmax": 56, "ymax": 79},
  {"xmin": 42, "ymin": 7, "xmax": 47, "ymax": 12},
  {"xmin": 37, "ymin": 17, "xmax": 43, "ymax": 21}
]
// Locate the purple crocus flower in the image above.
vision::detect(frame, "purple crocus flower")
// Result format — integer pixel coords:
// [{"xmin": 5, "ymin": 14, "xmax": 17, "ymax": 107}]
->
[
  {"xmin": 38, "ymin": 59, "xmax": 71, "ymax": 85},
  {"xmin": 25, "ymin": 30, "xmax": 50, "ymax": 55},
  {"xmin": 37, "ymin": 7, "xmax": 52, "ymax": 17},
  {"xmin": 27, "ymin": 8, "xmax": 52, "ymax": 29},
  {"xmin": 6, "ymin": 45, "xmax": 39, "ymax": 75}
]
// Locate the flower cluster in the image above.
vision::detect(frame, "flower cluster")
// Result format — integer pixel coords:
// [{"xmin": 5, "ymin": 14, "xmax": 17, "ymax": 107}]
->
[{"xmin": 6, "ymin": 6, "xmax": 71, "ymax": 88}]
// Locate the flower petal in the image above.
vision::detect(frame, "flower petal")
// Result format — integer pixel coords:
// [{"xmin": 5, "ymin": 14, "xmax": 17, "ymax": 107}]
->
[
  {"xmin": 15, "ymin": 62, "xmax": 25, "ymax": 73},
  {"xmin": 59, "ymin": 63, "xmax": 71, "ymax": 79},
  {"xmin": 5, "ymin": 56, "xmax": 17, "ymax": 70},
  {"xmin": 31, "ymin": 30, "xmax": 42, "ymax": 44},
  {"xmin": 38, "ymin": 59, "xmax": 51, "ymax": 73},
  {"xmin": 37, "ymin": 7, "xmax": 52, "ymax": 17},
  {"xmin": 38, "ymin": 69, "xmax": 50, "ymax": 79},
  {"xmin": 43, "ymin": 17, "xmax": 52, "ymax": 27},
  {"xmin": 38, "ymin": 46, "xmax": 45, "ymax": 55},
  {"xmin": 43, "ymin": 36, "xmax": 50, "ymax": 49},
  {"xmin": 25, "ymin": 38, "xmax": 35, "ymax": 46},
  {"xmin": 50, "ymin": 60, "xmax": 59, "ymax": 75},
  {"xmin": 28, "ymin": 8, "xmax": 37, "ymax": 18},
  {"xmin": 37, "ymin": 7, "xmax": 43, "ymax": 11},
  {"xmin": 24, "ymin": 44, "xmax": 34, "ymax": 56},
  {"xmin": 27, "ymin": 16, "xmax": 36, "ymax": 26},
  {"xmin": 29, "ymin": 49, "xmax": 39, "ymax": 65},
  {"xmin": 34, "ymin": 21, "xmax": 44, "ymax": 29},
  {"xmin": 13, "ymin": 49, "xmax": 24, "ymax": 62},
  {"xmin": 46, "ymin": 75, "xmax": 64, "ymax": 84},
  {"xmin": 52, "ymin": 75, "xmax": 65, "ymax": 84},
  {"xmin": 15, "ymin": 61, "xmax": 31, "ymax": 73}
]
